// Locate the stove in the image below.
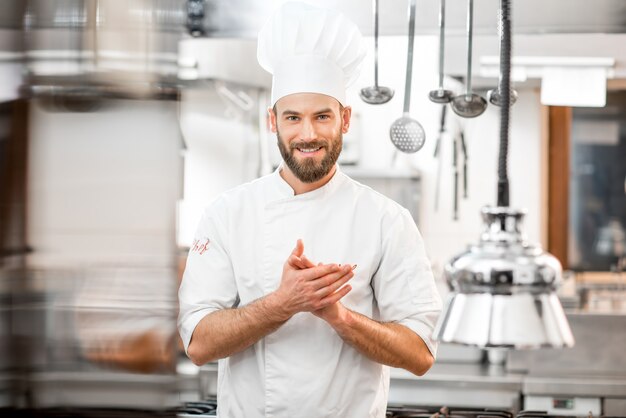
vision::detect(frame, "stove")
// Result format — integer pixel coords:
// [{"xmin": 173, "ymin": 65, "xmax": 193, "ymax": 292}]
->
[
  {"xmin": 385, "ymin": 407, "xmax": 626, "ymax": 418},
  {"xmin": 517, "ymin": 413, "xmax": 626, "ymax": 418},
  {"xmin": 386, "ymin": 406, "xmax": 514, "ymax": 418},
  {"xmin": 2, "ymin": 404, "xmax": 624, "ymax": 418},
  {"xmin": 172, "ymin": 401, "xmax": 626, "ymax": 417},
  {"xmin": 176, "ymin": 398, "xmax": 217, "ymax": 417}
]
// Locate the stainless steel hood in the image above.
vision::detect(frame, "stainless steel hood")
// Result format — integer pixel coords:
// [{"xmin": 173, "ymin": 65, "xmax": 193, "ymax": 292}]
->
[
  {"xmin": 3, "ymin": 0, "xmax": 624, "ymax": 38},
  {"xmin": 199, "ymin": 0, "xmax": 626, "ymax": 37}
]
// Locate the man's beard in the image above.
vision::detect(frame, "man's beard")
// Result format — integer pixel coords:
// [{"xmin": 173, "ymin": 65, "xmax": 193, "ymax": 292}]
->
[{"xmin": 276, "ymin": 131, "xmax": 342, "ymax": 183}]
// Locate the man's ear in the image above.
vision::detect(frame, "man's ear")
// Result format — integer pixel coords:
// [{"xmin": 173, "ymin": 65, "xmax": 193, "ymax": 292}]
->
[
  {"xmin": 341, "ymin": 106, "xmax": 352, "ymax": 134},
  {"xmin": 268, "ymin": 106, "xmax": 277, "ymax": 133}
]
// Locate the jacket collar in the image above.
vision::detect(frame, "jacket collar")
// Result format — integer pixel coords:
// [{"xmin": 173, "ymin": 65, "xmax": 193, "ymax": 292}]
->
[{"xmin": 271, "ymin": 163, "xmax": 345, "ymax": 202}]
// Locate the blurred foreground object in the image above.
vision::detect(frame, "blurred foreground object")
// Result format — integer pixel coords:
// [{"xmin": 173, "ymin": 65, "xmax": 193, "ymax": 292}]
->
[
  {"xmin": 20, "ymin": 0, "xmax": 182, "ymax": 104},
  {"xmin": 75, "ymin": 267, "xmax": 177, "ymax": 374}
]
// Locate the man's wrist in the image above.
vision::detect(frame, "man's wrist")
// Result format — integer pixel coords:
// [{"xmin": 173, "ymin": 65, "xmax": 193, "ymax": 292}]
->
[
  {"xmin": 326, "ymin": 304, "xmax": 353, "ymax": 332},
  {"xmin": 263, "ymin": 291, "xmax": 292, "ymax": 323}
]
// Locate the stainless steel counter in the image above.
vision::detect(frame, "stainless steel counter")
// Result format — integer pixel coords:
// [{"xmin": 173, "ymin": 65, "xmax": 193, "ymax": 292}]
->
[
  {"xmin": 27, "ymin": 371, "xmax": 181, "ymax": 409},
  {"xmin": 192, "ymin": 359, "xmax": 626, "ymax": 413},
  {"xmin": 523, "ymin": 374, "xmax": 626, "ymax": 397},
  {"xmin": 16, "ymin": 361, "xmax": 626, "ymax": 413},
  {"xmin": 193, "ymin": 361, "xmax": 526, "ymax": 410},
  {"xmin": 388, "ymin": 363, "xmax": 524, "ymax": 410}
]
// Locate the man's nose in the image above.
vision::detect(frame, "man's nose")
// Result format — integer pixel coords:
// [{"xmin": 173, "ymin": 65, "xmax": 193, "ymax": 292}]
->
[{"xmin": 300, "ymin": 118, "xmax": 318, "ymax": 141}]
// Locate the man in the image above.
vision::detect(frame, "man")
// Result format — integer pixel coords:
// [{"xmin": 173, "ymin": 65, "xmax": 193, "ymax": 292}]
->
[{"xmin": 178, "ymin": 2, "xmax": 442, "ymax": 417}]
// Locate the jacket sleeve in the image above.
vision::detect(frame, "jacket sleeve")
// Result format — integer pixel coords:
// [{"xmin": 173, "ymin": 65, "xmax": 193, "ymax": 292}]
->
[
  {"xmin": 177, "ymin": 203, "xmax": 238, "ymax": 353},
  {"xmin": 371, "ymin": 208, "xmax": 443, "ymax": 357}
]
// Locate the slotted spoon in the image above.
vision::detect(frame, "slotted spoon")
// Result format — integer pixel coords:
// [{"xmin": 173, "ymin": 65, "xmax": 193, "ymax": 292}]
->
[{"xmin": 389, "ymin": 0, "xmax": 425, "ymax": 153}]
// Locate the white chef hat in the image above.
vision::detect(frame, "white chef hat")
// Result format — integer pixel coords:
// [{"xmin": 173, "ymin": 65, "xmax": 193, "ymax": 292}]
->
[{"xmin": 257, "ymin": 1, "xmax": 366, "ymax": 107}]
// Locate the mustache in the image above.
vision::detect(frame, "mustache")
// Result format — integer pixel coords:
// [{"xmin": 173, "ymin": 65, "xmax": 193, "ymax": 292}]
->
[{"xmin": 289, "ymin": 141, "xmax": 328, "ymax": 150}]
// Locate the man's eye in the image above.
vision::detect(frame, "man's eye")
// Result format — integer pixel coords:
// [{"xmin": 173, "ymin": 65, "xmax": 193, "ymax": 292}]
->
[
  {"xmin": 317, "ymin": 114, "xmax": 330, "ymax": 120},
  {"xmin": 286, "ymin": 116, "xmax": 299, "ymax": 121}
]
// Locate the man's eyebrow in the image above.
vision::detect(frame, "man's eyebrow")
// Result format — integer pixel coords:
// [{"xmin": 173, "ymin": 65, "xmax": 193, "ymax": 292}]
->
[{"xmin": 280, "ymin": 108, "xmax": 335, "ymax": 117}]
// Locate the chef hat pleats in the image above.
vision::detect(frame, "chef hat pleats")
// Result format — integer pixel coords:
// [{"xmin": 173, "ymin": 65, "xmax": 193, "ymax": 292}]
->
[{"xmin": 257, "ymin": 1, "xmax": 366, "ymax": 106}]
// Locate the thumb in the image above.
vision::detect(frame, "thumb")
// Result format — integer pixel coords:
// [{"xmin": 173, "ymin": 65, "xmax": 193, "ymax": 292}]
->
[{"xmin": 291, "ymin": 239, "xmax": 304, "ymax": 257}]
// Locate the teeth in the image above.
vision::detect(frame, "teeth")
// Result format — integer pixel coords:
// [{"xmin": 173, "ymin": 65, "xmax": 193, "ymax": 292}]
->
[{"xmin": 298, "ymin": 147, "xmax": 321, "ymax": 153}]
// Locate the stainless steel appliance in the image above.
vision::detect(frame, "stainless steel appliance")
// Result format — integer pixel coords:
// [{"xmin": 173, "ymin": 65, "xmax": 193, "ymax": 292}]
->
[
  {"xmin": 433, "ymin": 207, "xmax": 574, "ymax": 348},
  {"xmin": 433, "ymin": 0, "xmax": 574, "ymax": 349}
]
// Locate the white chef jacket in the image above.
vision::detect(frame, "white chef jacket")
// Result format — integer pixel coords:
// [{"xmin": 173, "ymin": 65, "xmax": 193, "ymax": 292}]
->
[{"xmin": 178, "ymin": 165, "xmax": 442, "ymax": 418}]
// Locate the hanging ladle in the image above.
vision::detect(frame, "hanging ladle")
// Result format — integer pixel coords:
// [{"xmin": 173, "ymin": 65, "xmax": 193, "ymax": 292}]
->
[
  {"xmin": 360, "ymin": 0, "xmax": 394, "ymax": 105},
  {"xmin": 451, "ymin": 0, "xmax": 487, "ymax": 118},
  {"xmin": 428, "ymin": 0, "xmax": 453, "ymax": 104},
  {"xmin": 488, "ymin": 86, "xmax": 518, "ymax": 107},
  {"xmin": 389, "ymin": 0, "xmax": 425, "ymax": 153}
]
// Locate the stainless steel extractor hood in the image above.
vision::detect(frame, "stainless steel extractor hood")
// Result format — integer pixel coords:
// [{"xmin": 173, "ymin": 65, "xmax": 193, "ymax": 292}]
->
[
  {"xmin": 196, "ymin": 0, "xmax": 626, "ymax": 37},
  {"xmin": 2, "ymin": 0, "xmax": 625, "ymax": 98}
]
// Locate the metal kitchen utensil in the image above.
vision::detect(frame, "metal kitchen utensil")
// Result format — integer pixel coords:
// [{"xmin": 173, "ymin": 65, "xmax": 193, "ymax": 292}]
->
[
  {"xmin": 488, "ymin": 87, "xmax": 518, "ymax": 106},
  {"xmin": 360, "ymin": 0, "xmax": 394, "ymax": 105},
  {"xmin": 450, "ymin": 0, "xmax": 487, "ymax": 118},
  {"xmin": 389, "ymin": 0, "xmax": 425, "ymax": 153},
  {"xmin": 452, "ymin": 125, "xmax": 459, "ymax": 220},
  {"xmin": 428, "ymin": 0, "xmax": 454, "ymax": 104},
  {"xmin": 433, "ymin": 105, "xmax": 447, "ymax": 211},
  {"xmin": 459, "ymin": 129, "xmax": 468, "ymax": 198}
]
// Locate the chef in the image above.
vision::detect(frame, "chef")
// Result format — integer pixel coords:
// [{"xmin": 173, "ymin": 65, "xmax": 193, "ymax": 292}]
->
[{"xmin": 178, "ymin": 2, "xmax": 442, "ymax": 417}]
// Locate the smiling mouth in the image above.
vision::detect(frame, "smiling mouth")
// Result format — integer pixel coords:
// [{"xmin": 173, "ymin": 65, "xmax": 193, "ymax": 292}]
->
[{"xmin": 296, "ymin": 147, "xmax": 322, "ymax": 154}]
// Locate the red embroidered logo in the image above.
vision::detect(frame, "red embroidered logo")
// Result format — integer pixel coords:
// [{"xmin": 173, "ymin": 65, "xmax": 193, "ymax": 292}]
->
[{"xmin": 191, "ymin": 238, "xmax": 211, "ymax": 255}]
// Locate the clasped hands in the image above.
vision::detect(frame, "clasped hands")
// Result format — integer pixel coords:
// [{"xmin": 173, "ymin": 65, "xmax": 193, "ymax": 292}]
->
[{"xmin": 273, "ymin": 239, "xmax": 355, "ymax": 323}]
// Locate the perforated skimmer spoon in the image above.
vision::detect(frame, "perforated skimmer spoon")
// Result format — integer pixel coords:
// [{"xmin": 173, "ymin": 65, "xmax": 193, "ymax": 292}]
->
[
  {"xmin": 428, "ymin": 0, "xmax": 454, "ymax": 104},
  {"xmin": 360, "ymin": 0, "xmax": 394, "ymax": 105},
  {"xmin": 389, "ymin": 0, "xmax": 425, "ymax": 153},
  {"xmin": 450, "ymin": 0, "xmax": 487, "ymax": 118}
]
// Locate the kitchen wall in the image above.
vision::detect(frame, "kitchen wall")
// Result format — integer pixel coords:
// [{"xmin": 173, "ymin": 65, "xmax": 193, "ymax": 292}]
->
[{"xmin": 179, "ymin": 35, "xmax": 544, "ymax": 284}]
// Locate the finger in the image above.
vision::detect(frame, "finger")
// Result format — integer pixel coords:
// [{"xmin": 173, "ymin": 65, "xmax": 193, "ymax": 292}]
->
[
  {"xmin": 287, "ymin": 254, "xmax": 308, "ymax": 270},
  {"xmin": 315, "ymin": 270, "xmax": 353, "ymax": 297},
  {"xmin": 300, "ymin": 254, "xmax": 316, "ymax": 269},
  {"xmin": 310, "ymin": 264, "xmax": 354, "ymax": 290},
  {"xmin": 320, "ymin": 284, "xmax": 352, "ymax": 306},
  {"xmin": 291, "ymin": 239, "xmax": 304, "ymax": 257},
  {"xmin": 300, "ymin": 263, "xmax": 341, "ymax": 281}
]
